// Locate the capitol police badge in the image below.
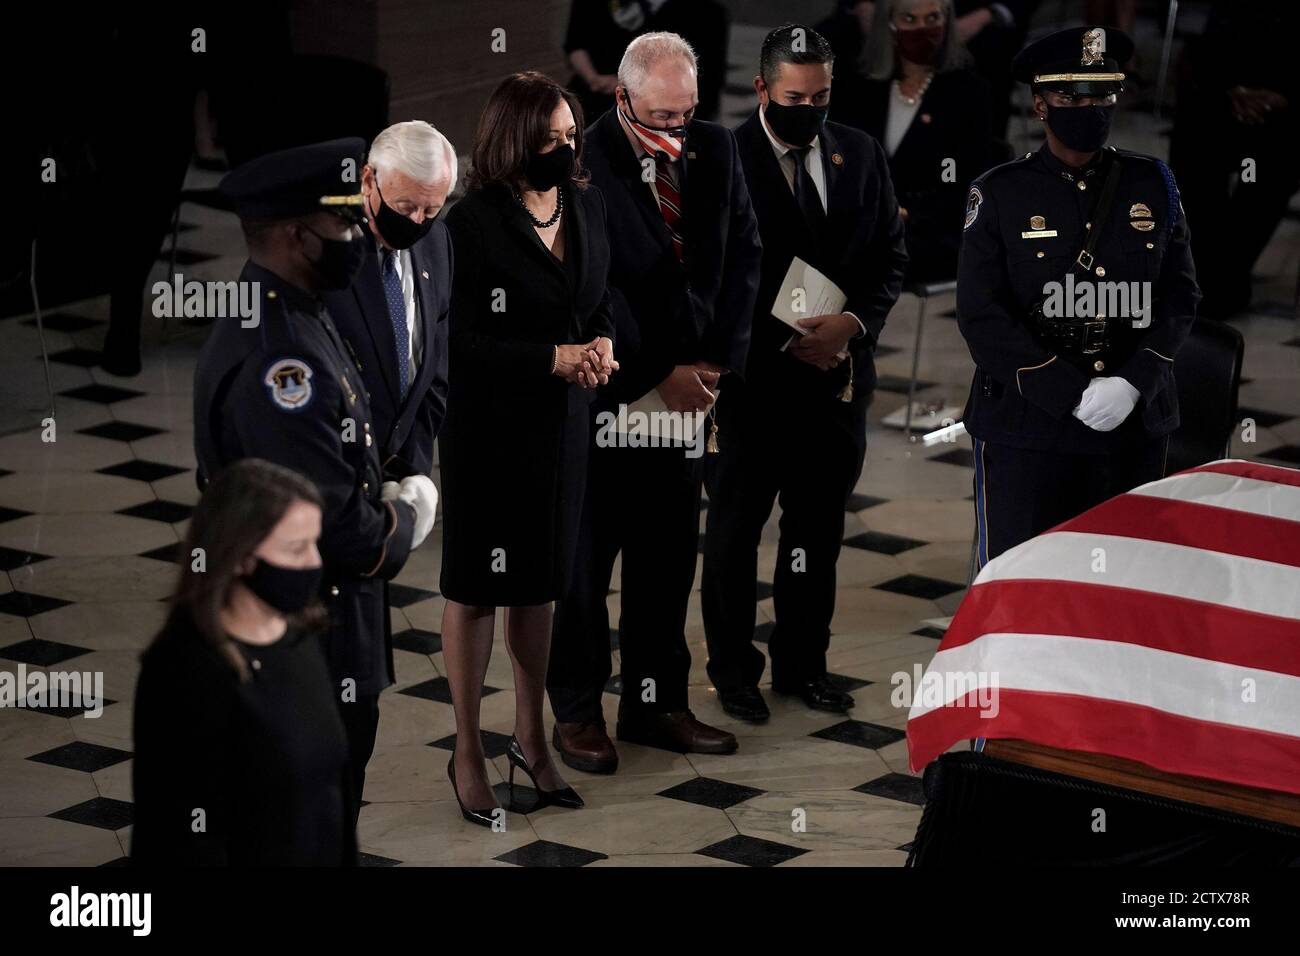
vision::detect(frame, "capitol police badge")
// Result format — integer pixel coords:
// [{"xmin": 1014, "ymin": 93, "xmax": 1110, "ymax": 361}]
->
[
  {"xmin": 264, "ymin": 358, "xmax": 314, "ymax": 410},
  {"xmin": 1081, "ymin": 28, "xmax": 1105, "ymax": 65}
]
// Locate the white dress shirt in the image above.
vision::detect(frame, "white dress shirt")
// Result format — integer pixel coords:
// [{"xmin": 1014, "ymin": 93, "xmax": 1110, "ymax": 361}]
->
[
  {"xmin": 758, "ymin": 106, "xmax": 865, "ymax": 339},
  {"xmin": 377, "ymin": 244, "xmax": 420, "ymax": 370}
]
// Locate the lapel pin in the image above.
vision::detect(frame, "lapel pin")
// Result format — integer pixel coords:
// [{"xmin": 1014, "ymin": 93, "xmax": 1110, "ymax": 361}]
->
[
  {"xmin": 1030, "ymin": 215, "xmax": 1045, "ymax": 229},
  {"xmin": 421, "ymin": 270, "xmax": 429, "ymax": 279},
  {"xmin": 920, "ymin": 113, "xmax": 932, "ymax": 124},
  {"xmin": 831, "ymin": 153, "xmax": 843, "ymax": 165}
]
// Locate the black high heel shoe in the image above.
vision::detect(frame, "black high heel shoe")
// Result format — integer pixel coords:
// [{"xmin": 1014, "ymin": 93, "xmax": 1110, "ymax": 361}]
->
[
  {"xmin": 447, "ymin": 754, "xmax": 500, "ymax": 828},
  {"xmin": 507, "ymin": 736, "xmax": 584, "ymax": 809}
]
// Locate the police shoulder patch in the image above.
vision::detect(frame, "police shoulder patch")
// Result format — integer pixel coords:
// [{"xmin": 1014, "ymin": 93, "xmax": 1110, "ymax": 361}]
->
[
  {"xmin": 964, "ymin": 186, "xmax": 983, "ymax": 230},
  {"xmin": 263, "ymin": 357, "xmax": 315, "ymax": 411}
]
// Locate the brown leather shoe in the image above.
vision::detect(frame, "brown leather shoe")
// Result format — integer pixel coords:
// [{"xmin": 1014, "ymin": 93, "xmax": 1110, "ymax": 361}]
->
[
  {"xmin": 616, "ymin": 708, "xmax": 738, "ymax": 755},
  {"xmin": 552, "ymin": 720, "xmax": 619, "ymax": 774}
]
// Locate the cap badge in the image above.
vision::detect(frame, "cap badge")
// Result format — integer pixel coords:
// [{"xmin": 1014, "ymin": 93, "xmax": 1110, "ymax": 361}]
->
[
  {"xmin": 1081, "ymin": 28, "xmax": 1106, "ymax": 65},
  {"xmin": 1030, "ymin": 215, "xmax": 1046, "ymax": 229}
]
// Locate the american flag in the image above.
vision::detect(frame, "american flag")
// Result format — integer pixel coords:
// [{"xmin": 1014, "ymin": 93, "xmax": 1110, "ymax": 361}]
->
[{"xmin": 906, "ymin": 459, "xmax": 1300, "ymax": 796}]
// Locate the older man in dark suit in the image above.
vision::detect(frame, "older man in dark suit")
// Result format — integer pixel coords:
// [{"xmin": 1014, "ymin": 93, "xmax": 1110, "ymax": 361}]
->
[
  {"xmin": 324, "ymin": 120, "xmax": 455, "ymax": 482},
  {"xmin": 547, "ymin": 31, "xmax": 763, "ymax": 772},
  {"xmin": 703, "ymin": 24, "xmax": 907, "ymax": 723}
]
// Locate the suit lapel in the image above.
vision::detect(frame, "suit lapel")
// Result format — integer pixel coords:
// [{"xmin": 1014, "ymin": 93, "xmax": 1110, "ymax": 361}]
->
[
  {"xmin": 355, "ymin": 237, "xmax": 401, "ymax": 407},
  {"xmin": 602, "ymin": 110, "xmax": 675, "ymax": 253},
  {"xmin": 565, "ymin": 182, "xmax": 589, "ymax": 296}
]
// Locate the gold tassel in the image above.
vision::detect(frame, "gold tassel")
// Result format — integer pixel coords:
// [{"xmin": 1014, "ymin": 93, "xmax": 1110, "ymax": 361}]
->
[
  {"xmin": 706, "ymin": 409, "xmax": 719, "ymax": 454},
  {"xmin": 838, "ymin": 353, "xmax": 854, "ymax": 402}
]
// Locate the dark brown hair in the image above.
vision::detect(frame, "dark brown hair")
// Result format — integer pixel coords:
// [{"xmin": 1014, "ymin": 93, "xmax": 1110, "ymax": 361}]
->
[
  {"xmin": 163, "ymin": 458, "xmax": 326, "ymax": 680},
  {"xmin": 466, "ymin": 71, "xmax": 588, "ymax": 191}
]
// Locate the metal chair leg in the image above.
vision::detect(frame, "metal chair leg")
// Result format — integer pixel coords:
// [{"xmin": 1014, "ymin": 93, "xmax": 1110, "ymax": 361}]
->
[
  {"xmin": 904, "ymin": 293, "xmax": 930, "ymax": 438},
  {"xmin": 29, "ymin": 240, "xmax": 56, "ymax": 424},
  {"xmin": 1154, "ymin": 0, "xmax": 1180, "ymax": 122}
]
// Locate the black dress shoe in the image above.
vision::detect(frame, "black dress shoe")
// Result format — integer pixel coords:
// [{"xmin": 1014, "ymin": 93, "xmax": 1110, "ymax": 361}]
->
[
  {"xmin": 772, "ymin": 675, "xmax": 855, "ymax": 713},
  {"xmin": 717, "ymin": 685, "xmax": 770, "ymax": 722}
]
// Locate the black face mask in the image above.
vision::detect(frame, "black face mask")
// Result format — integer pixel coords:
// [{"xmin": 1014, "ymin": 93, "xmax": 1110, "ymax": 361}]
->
[
  {"xmin": 370, "ymin": 177, "xmax": 434, "ymax": 249},
  {"xmin": 524, "ymin": 142, "xmax": 575, "ymax": 191},
  {"xmin": 1046, "ymin": 103, "xmax": 1114, "ymax": 152},
  {"xmin": 301, "ymin": 224, "xmax": 366, "ymax": 290},
  {"xmin": 244, "ymin": 558, "xmax": 323, "ymax": 615},
  {"xmin": 764, "ymin": 99, "xmax": 828, "ymax": 147}
]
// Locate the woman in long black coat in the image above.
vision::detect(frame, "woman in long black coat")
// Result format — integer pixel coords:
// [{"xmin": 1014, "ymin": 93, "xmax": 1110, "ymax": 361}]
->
[
  {"xmin": 132, "ymin": 459, "xmax": 354, "ymax": 866},
  {"xmin": 439, "ymin": 71, "xmax": 615, "ymax": 825}
]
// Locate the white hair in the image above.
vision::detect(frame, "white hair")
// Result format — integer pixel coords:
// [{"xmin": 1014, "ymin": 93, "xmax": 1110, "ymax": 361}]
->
[
  {"xmin": 617, "ymin": 31, "xmax": 698, "ymax": 95},
  {"xmin": 368, "ymin": 120, "xmax": 458, "ymax": 191}
]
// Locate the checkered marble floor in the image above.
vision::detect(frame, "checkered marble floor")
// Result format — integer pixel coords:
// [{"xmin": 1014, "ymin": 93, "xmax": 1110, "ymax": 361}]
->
[{"xmin": 3, "ymin": 43, "xmax": 1300, "ymax": 865}]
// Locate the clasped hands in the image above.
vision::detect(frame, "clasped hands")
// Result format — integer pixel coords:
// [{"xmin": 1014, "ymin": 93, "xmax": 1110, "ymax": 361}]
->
[{"xmin": 554, "ymin": 336, "xmax": 618, "ymax": 388}]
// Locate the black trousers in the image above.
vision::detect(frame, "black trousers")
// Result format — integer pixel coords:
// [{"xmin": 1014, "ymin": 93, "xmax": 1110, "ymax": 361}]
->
[
  {"xmin": 972, "ymin": 436, "xmax": 1169, "ymax": 568},
  {"xmin": 336, "ymin": 692, "xmax": 380, "ymax": 829},
  {"xmin": 702, "ymin": 384, "xmax": 868, "ymax": 691},
  {"xmin": 548, "ymin": 433, "xmax": 703, "ymax": 722}
]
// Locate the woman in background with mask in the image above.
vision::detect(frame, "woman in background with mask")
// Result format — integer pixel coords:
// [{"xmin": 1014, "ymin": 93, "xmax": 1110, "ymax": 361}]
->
[
  {"xmin": 132, "ymin": 458, "xmax": 354, "ymax": 865},
  {"xmin": 437, "ymin": 71, "xmax": 617, "ymax": 827},
  {"xmin": 833, "ymin": 0, "xmax": 994, "ymax": 281}
]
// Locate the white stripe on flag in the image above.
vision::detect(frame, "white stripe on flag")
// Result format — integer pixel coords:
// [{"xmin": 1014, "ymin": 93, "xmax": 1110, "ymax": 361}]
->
[
  {"xmin": 973, "ymin": 531, "xmax": 1300, "ymax": 620},
  {"xmin": 1129, "ymin": 470, "xmax": 1300, "ymax": 523},
  {"xmin": 908, "ymin": 632, "xmax": 1300, "ymax": 737}
]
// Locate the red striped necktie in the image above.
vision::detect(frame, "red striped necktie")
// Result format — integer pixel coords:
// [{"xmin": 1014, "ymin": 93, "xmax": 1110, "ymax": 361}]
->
[{"xmin": 654, "ymin": 156, "xmax": 685, "ymax": 263}]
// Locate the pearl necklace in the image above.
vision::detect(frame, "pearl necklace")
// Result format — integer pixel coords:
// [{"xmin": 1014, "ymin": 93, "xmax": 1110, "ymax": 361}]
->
[
  {"xmin": 894, "ymin": 72, "xmax": 934, "ymax": 106},
  {"xmin": 514, "ymin": 186, "xmax": 563, "ymax": 228}
]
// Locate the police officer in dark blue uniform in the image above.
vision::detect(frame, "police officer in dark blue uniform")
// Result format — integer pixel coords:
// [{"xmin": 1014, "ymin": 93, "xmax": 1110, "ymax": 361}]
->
[
  {"xmin": 957, "ymin": 27, "xmax": 1200, "ymax": 567},
  {"xmin": 193, "ymin": 138, "xmax": 438, "ymax": 824}
]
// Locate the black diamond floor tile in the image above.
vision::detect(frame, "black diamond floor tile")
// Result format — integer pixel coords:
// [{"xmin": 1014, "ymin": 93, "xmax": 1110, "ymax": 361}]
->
[
  {"xmin": 0, "ymin": 637, "xmax": 92, "ymax": 665},
  {"xmin": 846, "ymin": 493, "xmax": 888, "ymax": 511},
  {"xmin": 48, "ymin": 347, "xmax": 103, "ymax": 368},
  {"xmin": 811, "ymin": 719, "xmax": 907, "ymax": 750},
  {"xmin": 0, "ymin": 546, "xmax": 50, "ymax": 572},
  {"xmin": 842, "ymin": 530, "xmax": 927, "ymax": 555},
  {"xmin": 0, "ymin": 505, "xmax": 30, "ymax": 524},
  {"xmin": 753, "ymin": 621, "xmax": 775, "ymax": 645},
  {"xmin": 388, "ymin": 583, "xmax": 438, "ymax": 607},
  {"xmin": 97, "ymin": 460, "xmax": 188, "ymax": 483},
  {"xmin": 824, "ymin": 672, "xmax": 872, "ymax": 694},
  {"xmin": 59, "ymin": 384, "xmax": 146, "ymax": 405},
  {"xmin": 78, "ymin": 421, "xmax": 165, "ymax": 443},
  {"xmin": 25, "ymin": 312, "xmax": 103, "ymax": 333},
  {"xmin": 696, "ymin": 834, "xmax": 808, "ymax": 867},
  {"xmin": 874, "ymin": 574, "xmax": 965, "ymax": 601},
  {"xmin": 604, "ymin": 674, "xmax": 623, "ymax": 695},
  {"xmin": 658, "ymin": 777, "xmax": 764, "ymax": 810},
  {"xmin": 930, "ymin": 447, "xmax": 976, "ymax": 468},
  {"xmin": 392, "ymin": 627, "xmax": 442, "ymax": 654},
  {"xmin": 98, "ymin": 857, "xmax": 131, "ymax": 867},
  {"xmin": 1237, "ymin": 406, "xmax": 1295, "ymax": 428},
  {"xmin": 117, "ymin": 500, "xmax": 193, "ymax": 524},
  {"xmin": 1260, "ymin": 444, "xmax": 1300, "ymax": 465},
  {"xmin": 854, "ymin": 772, "xmax": 926, "ymax": 806},
  {"xmin": 0, "ymin": 592, "xmax": 73, "ymax": 619},
  {"xmin": 22, "ymin": 698, "xmax": 118, "ymax": 719},
  {"xmin": 28, "ymin": 741, "xmax": 133, "ymax": 773},
  {"xmin": 427, "ymin": 729, "xmax": 513, "ymax": 759},
  {"xmin": 755, "ymin": 580, "xmax": 774, "ymax": 602},
  {"xmin": 912, "ymin": 625, "xmax": 947, "ymax": 640},
  {"xmin": 897, "ymin": 840, "xmax": 916, "ymax": 853},
  {"xmin": 358, "ymin": 852, "xmax": 402, "ymax": 866},
  {"xmin": 139, "ymin": 543, "xmax": 180, "ymax": 564},
  {"xmin": 495, "ymin": 839, "xmax": 607, "ymax": 867},
  {"xmin": 48, "ymin": 797, "xmax": 134, "ymax": 830},
  {"xmin": 608, "ymin": 627, "xmax": 620, "ymax": 651},
  {"xmin": 399, "ymin": 676, "xmax": 499, "ymax": 704}
]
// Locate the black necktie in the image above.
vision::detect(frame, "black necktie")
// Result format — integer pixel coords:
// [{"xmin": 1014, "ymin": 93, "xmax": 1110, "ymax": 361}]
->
[{"xmin": 790, "ymin": 146, "xmax": 827, "ymax": 236}]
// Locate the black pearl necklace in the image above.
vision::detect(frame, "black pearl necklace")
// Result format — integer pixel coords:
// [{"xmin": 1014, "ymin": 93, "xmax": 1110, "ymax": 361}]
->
[{"xmin": 515, "ymin": 186, "xmax": 563, "ymax": 228}]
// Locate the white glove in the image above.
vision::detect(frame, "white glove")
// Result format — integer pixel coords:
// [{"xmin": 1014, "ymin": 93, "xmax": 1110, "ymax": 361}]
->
[
  {"xmin": 397, "ymin": 474, "xmax": 438, "ymax": 548},
  {"xmin": 1072, "ymin": 376, "xmax": 1139, "ymax": 432},
  {"xmin": 380, "ymin": 481, "xmax": 401, "ymax": 502}
]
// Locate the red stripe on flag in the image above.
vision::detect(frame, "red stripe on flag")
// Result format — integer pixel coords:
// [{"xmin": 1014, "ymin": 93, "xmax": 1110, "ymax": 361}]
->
[
  {"xmin": 1059, "ymin": 493, "xmax": 1300, "ymax": 565},
  {"xmin": 906, "ymin": 688, "xmax": 1300, "ymax": 795},
  {"xmin": 1181, "ymin": 459, "xmax": 1300, "ymax": 488},
  {"xmin": 939, "ymin": 579, "xmax": 1300, "ymax": 675}
]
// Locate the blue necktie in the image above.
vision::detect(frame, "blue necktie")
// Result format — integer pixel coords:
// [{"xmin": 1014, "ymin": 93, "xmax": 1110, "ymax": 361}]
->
[{"xmin": 382, "ymin": 249, "xmax": 410, "ymax": 396}]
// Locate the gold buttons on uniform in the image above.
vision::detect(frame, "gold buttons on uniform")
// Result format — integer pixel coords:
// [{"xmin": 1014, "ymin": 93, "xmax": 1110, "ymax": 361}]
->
[
  {"xmin": 330, "ymin": 585, "xmax": 340, "ymax": 596},
  {"xmin": 1036, "ymin": 251, "xmax": 1045, "ymax": 258},
  {"xmin": 1095, "ymin": 266, "xmax": 1106, "ymax": 277},
  {"xmin": 267, "ymin": 291, "xmax": 277, "ymax": 300},
  {"xmin": 364, "ymin": 422, "xmax": 371, "ymax": 432},
  {"xmin": 365, "ymin": 434, "xmax": 372, "ymax": 447},
  {"xmin": 251, "ymin": 659, "xmax": 262, "ymax": 672},
  {"xmin": 1077, "ymin": 181, "xmax": 1087, "ymax": 191},
  {"xmin": 1146, "ymin": 242, "xmax": 1154, "ymax": 249},
  {"xmin": 362, "ymin": 481, "xmax": 370, "ymax": 493},
  {"xmin": 1085, "ymin": 222, "xmax": 1091, "ymax": 230},
  {"xmin": 1094, "ymin": 360, "xmax": 1105, "ymax": 372}
]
